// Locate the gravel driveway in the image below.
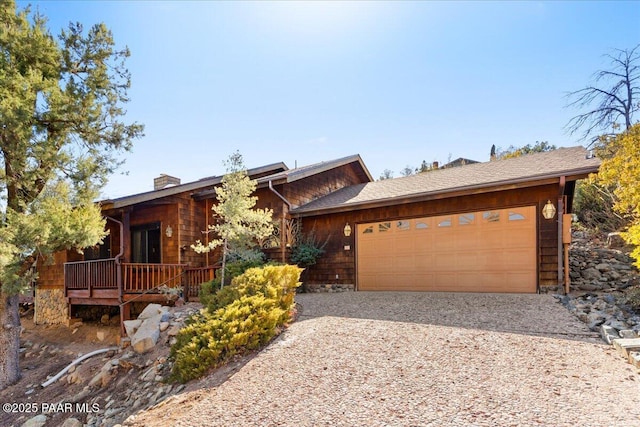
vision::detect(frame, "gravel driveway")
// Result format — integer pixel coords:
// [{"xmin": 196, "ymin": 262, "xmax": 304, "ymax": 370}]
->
[{"xmin": 129, "ymin": 292, "xmax": 640, "ymax": 427}]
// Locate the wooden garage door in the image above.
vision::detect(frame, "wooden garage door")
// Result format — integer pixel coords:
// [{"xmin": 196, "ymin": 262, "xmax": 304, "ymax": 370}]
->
[{"xmin": 356, "ymin": 206, "xmax": 537, "ymax": 293}]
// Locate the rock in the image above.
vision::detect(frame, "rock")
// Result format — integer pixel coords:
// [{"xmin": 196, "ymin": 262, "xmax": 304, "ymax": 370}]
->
[
  {"xmin": 619, "ymin": 329, "xmax": 638, "ymax": 339},
  {"xmin": 123, "ymin": 319, "xmax": 143, "ymax": 338},
  {"xmin": 596, "ymin": 263, "xmax": 612, "ymax": 272},
  {"xmin": 138, "ymin": 303, "xmax": 163, "ymax": 320},
  {"xmin": 600, "ymin": 325, "xmax": 620, "ymax": 344},
  {"xmin": 71, "ymin": 387, "xmax": 91, "ymax": 403},
  {"xmin": 131, "ymin": 315, "xmax": 161, "ymax": 354},
  {"xmin": 607, "ymin": 232, "xmax": 626, "ymax": 249},
  {"xmin": 159, "ymin": 321, "xmax": 170, "ymax": 332},
  {"xmin": 587, "ymin": 311, "xmax": 606, "ymax": 330},
  {"xmin": 67, "ymin": 371, "xmax": 82, "ymax": 384},
  {"xmin": 101, "ymin": 314, "xmax": 111, "ymax": 325},
  {"xmin": 89, "ymin": 369, "xmax": 114, "ymax": 388},
  {"xmin": 97, "ymin": 330, "xmax": 107, "ymax": 342},
  {"xmin": 166, "ymin": 325, "xmax": 181, "ymax": 336},
  {"xmin": 21, "ymin": 414, "xmax": 47, "ymax": 427},
  {"xmin": 612, "ymin": 338, "xmax": 640, "ymax": 359},
  {"xmin": 629, "ymin": 352, "xmax": 640, "ymax": 369},
  {"xmin": 140, "ymin": 367, "xmax": 156, "ymax": 382},
  {"xmin": 606, "ymin": 319, "xmax": 629, "ymax": 330},
  {"xmin": 579, "ymin": 283, "xmax": 600, "ymax": 291},
  {"xmin": 61, "ymin": 418, "xmax": 83, "ymax": 427},
  {"xmin": 607, "ymin": 270, "xmax": 622, "ymax": 281}
]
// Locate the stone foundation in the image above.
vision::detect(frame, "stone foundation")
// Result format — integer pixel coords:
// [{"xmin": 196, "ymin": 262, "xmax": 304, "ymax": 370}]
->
[
  {"xmin": 305, "ymin": 283, "xmax": 354, "ymax": 293},
  {"xmin": 34, "ymin": 287, "xmax": 68, "ymax": 325}
]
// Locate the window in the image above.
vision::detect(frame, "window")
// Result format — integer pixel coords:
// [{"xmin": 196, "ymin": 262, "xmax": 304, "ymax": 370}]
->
[
  {"xmin": 131, "ymin": 222, "xmax": 161, "ymax": 263},
  {"xmin": 397, "ymin": 220, "xmax": 410, "ymax": 231},
  {"xmin": 459, "ymin": 213, "xmax": 475, "ymax": 225},
  {"xmin": 362, "ymin": 226, "xmax": 374, "ymax": 234},
  {"xmin": 508, "ymin": 212, "xmax": 526, "ymax": 221},
  {"xmin": 438, "ymin": 218, "xmax": 452, "ymax": 227},
  {"xmin": 416, "ymin": 221, "xmax": 428, "ymax": 229},
  {"xmin": 378, "ymin": 222, "xmax": 391, "ymax": 232},
  {"xmin": 483, "ymin": 211, "xmax": 500, "ymax": 223}
]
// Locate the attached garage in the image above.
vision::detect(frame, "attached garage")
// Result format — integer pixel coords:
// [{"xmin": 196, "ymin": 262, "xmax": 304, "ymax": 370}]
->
[
  {"xmin": 291, "ymin": 146, "xmax": 601, "ymax": 294},
  {"xmin": 356, "ymin": 206, "xmax": 537, "ymax": 293}
]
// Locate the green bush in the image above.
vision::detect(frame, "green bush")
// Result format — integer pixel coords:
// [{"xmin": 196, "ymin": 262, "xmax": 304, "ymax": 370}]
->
[
  {"xmin": 199, "ymin": 257, "xmax": 267, "ymax": 306},
  {"xmin": 290, "ymin": 232, "xmax": 327, "ymax": 268},
  {"xmin": 170, "ymin": 264, "xmax": 302, "ymax": 383}
]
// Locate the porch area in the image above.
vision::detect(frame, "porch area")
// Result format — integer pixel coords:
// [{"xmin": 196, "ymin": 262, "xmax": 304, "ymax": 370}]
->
[{"xmin": 64, "ymin": 258, "xmax": 216, "ymax": 306}]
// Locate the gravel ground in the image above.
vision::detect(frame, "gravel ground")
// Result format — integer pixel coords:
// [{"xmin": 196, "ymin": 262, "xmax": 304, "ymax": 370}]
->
[{"xmin": 127, "ymin": 292, "xmax": 640, "ymax": 427}]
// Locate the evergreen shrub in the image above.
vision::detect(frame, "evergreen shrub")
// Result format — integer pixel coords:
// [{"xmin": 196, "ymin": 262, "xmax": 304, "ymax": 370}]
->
[{"xmin": 170, "ymin": 264, "xmax": 302, "ymax": 383}]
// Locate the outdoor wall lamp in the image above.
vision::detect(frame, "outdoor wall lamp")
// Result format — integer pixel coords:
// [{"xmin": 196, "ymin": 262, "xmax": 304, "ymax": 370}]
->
[
  {"xmin": 343, "ymin": 223, "xmax": 352, "ymax": 237},
  {"xmin": 165, "ymin": 225, "xmax": 173, "ymax": 238},
  {"xmin": 542, "ymin": 200, "xmax": 556, "ymax": 220}
]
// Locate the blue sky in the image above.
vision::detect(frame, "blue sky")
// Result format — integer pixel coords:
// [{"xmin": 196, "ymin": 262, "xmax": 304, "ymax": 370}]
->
[{"xmin": 19, "ymin": 1, "xmax": 640, "ymax": 198}]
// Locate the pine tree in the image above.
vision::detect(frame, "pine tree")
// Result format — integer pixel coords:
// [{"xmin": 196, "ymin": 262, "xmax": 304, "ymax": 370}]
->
[
  {"xmin": 192, "ymin": 152, "xmax": 274, "ymax": 287},
  {"xmin": 0, "ymin": 1, "xmax": 143, "ymax": 389}
]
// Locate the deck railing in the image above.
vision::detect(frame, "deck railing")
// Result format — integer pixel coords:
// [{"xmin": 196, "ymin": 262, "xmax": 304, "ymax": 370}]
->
[
  {"xmin": 183, "ymin": 266, "xmax": 217, "ymax": 300},
  {"xmin": 122, "ymin": 263, "xmax": 185, "ymax": 293},
  {"xmin": 64, "ymin": 260, "xmax": 217, "ymax": 301},
  {"xmin": 64, "ymin": 258, "xmax": 119, "ymax": 291}
]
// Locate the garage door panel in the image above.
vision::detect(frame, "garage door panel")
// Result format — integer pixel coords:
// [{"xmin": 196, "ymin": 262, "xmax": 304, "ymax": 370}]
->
[{"xmin": 357, "ymin": 206, "xmax": 537, "ymax": 293}]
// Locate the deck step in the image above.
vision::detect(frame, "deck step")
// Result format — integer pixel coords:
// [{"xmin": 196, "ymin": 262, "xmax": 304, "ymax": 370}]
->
[{"xmin": 612, "ymin": 338, "xmax": 640, "ymax": 359}]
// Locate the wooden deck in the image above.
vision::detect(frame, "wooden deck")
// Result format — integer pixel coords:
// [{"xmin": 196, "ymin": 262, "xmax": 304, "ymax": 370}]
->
[{"xmin": 64, "ymin": 258, "xmax": 216, "ymax": 305}]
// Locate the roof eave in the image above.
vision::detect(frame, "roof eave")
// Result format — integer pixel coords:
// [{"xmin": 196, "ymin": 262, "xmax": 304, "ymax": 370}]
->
[{"xmin": 291, "ymin": 165, "xmax": 599, "ymax": 217}]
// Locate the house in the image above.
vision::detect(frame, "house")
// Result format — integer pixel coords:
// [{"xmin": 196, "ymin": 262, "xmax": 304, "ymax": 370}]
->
[
  {"xmin": 34, "ymin": 155, "xmax": 371, "ymax": 326},
  {"xmin": 34, "ymin": 146, "xmax": 599, "ymax": 327},
  {"xmin": 440, "ymin": 157, "xmax": 480, "ymax": 168}
]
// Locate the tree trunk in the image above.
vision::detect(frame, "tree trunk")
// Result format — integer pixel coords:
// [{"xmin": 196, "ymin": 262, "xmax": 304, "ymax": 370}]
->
[
  {"xmin": 220, "ymin": 239, "xmax": 228, "ymax": 289},
  {"xmin": 0, "ymin": 292, "xmax": 21, "ymax": 390}
]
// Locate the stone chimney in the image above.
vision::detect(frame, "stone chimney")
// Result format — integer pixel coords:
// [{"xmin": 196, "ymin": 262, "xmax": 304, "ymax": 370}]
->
[{"xmin": 154, "ymin": 174, "xmax": 181, "ymax": 190}]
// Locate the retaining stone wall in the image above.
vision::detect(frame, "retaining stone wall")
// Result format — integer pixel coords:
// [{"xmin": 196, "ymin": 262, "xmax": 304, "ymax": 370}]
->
[
  {"xmin": 569, "ymin": 231, "xmax": 639, "ymax": 292},
  {"xmin": 305, "ymin": 284, "xmax": 354, "ymax": 293},
  {"xmin": 34, "ymin": 287, "xmax": 67, "ymax": 325}
]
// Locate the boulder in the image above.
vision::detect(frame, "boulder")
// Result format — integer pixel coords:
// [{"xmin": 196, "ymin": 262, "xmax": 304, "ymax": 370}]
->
[
  {"xmin": 61, "ymin": 418, "xmax": 83, "ymax": 427},
  {"xmin": 96, "ymin": 330, "xmax": 107, "ymax": 342},
  {"xmin": 138, "ymin": 303, "xmax": 164, "ymax": 320},
  {"xmin": 21, "ymin": 415, "xmax": 47, "ymax": 427},
  {"xmin": 582, "ymin": 267, "xmax": 602, "ymax": 281},
  {"xmin": 600, "ymin": 324, "xmax": 620, "ymax": 345},
  {"xmin": 587, "ymin": 311, "xmax": 606, "ymax": 330},
  {"xmin": 123, "ymin": 319, "xmax": 143, "ymax": 338},
  {"xmin": 131, "ymin": 314, "xmax": 162, "ymax": 354}
]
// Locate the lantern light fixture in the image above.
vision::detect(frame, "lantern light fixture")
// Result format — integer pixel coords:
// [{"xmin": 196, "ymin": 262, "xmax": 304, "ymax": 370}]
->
[
  {"xmin": 343, "ymin": 223, "xmax": 352, "ymax": 237},
  {"xmin": 542, "ymin": 200, "xmax": 556, "ymax": 220}
]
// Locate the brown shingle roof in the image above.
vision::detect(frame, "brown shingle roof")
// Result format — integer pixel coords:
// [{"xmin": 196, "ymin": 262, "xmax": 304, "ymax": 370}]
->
[
  {"xmin": 291, "ymin": 146, "xmax": 600, "ymax": 216},
  {"xmin": 259, "ymin": 154, "xmax": 373, "ymax": 184}
]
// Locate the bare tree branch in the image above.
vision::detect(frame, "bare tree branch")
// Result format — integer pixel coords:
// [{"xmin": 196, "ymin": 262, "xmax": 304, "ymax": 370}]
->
[{"xmin": 565, "ymin": 44, "xmax": 640, "ymax": 142}]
